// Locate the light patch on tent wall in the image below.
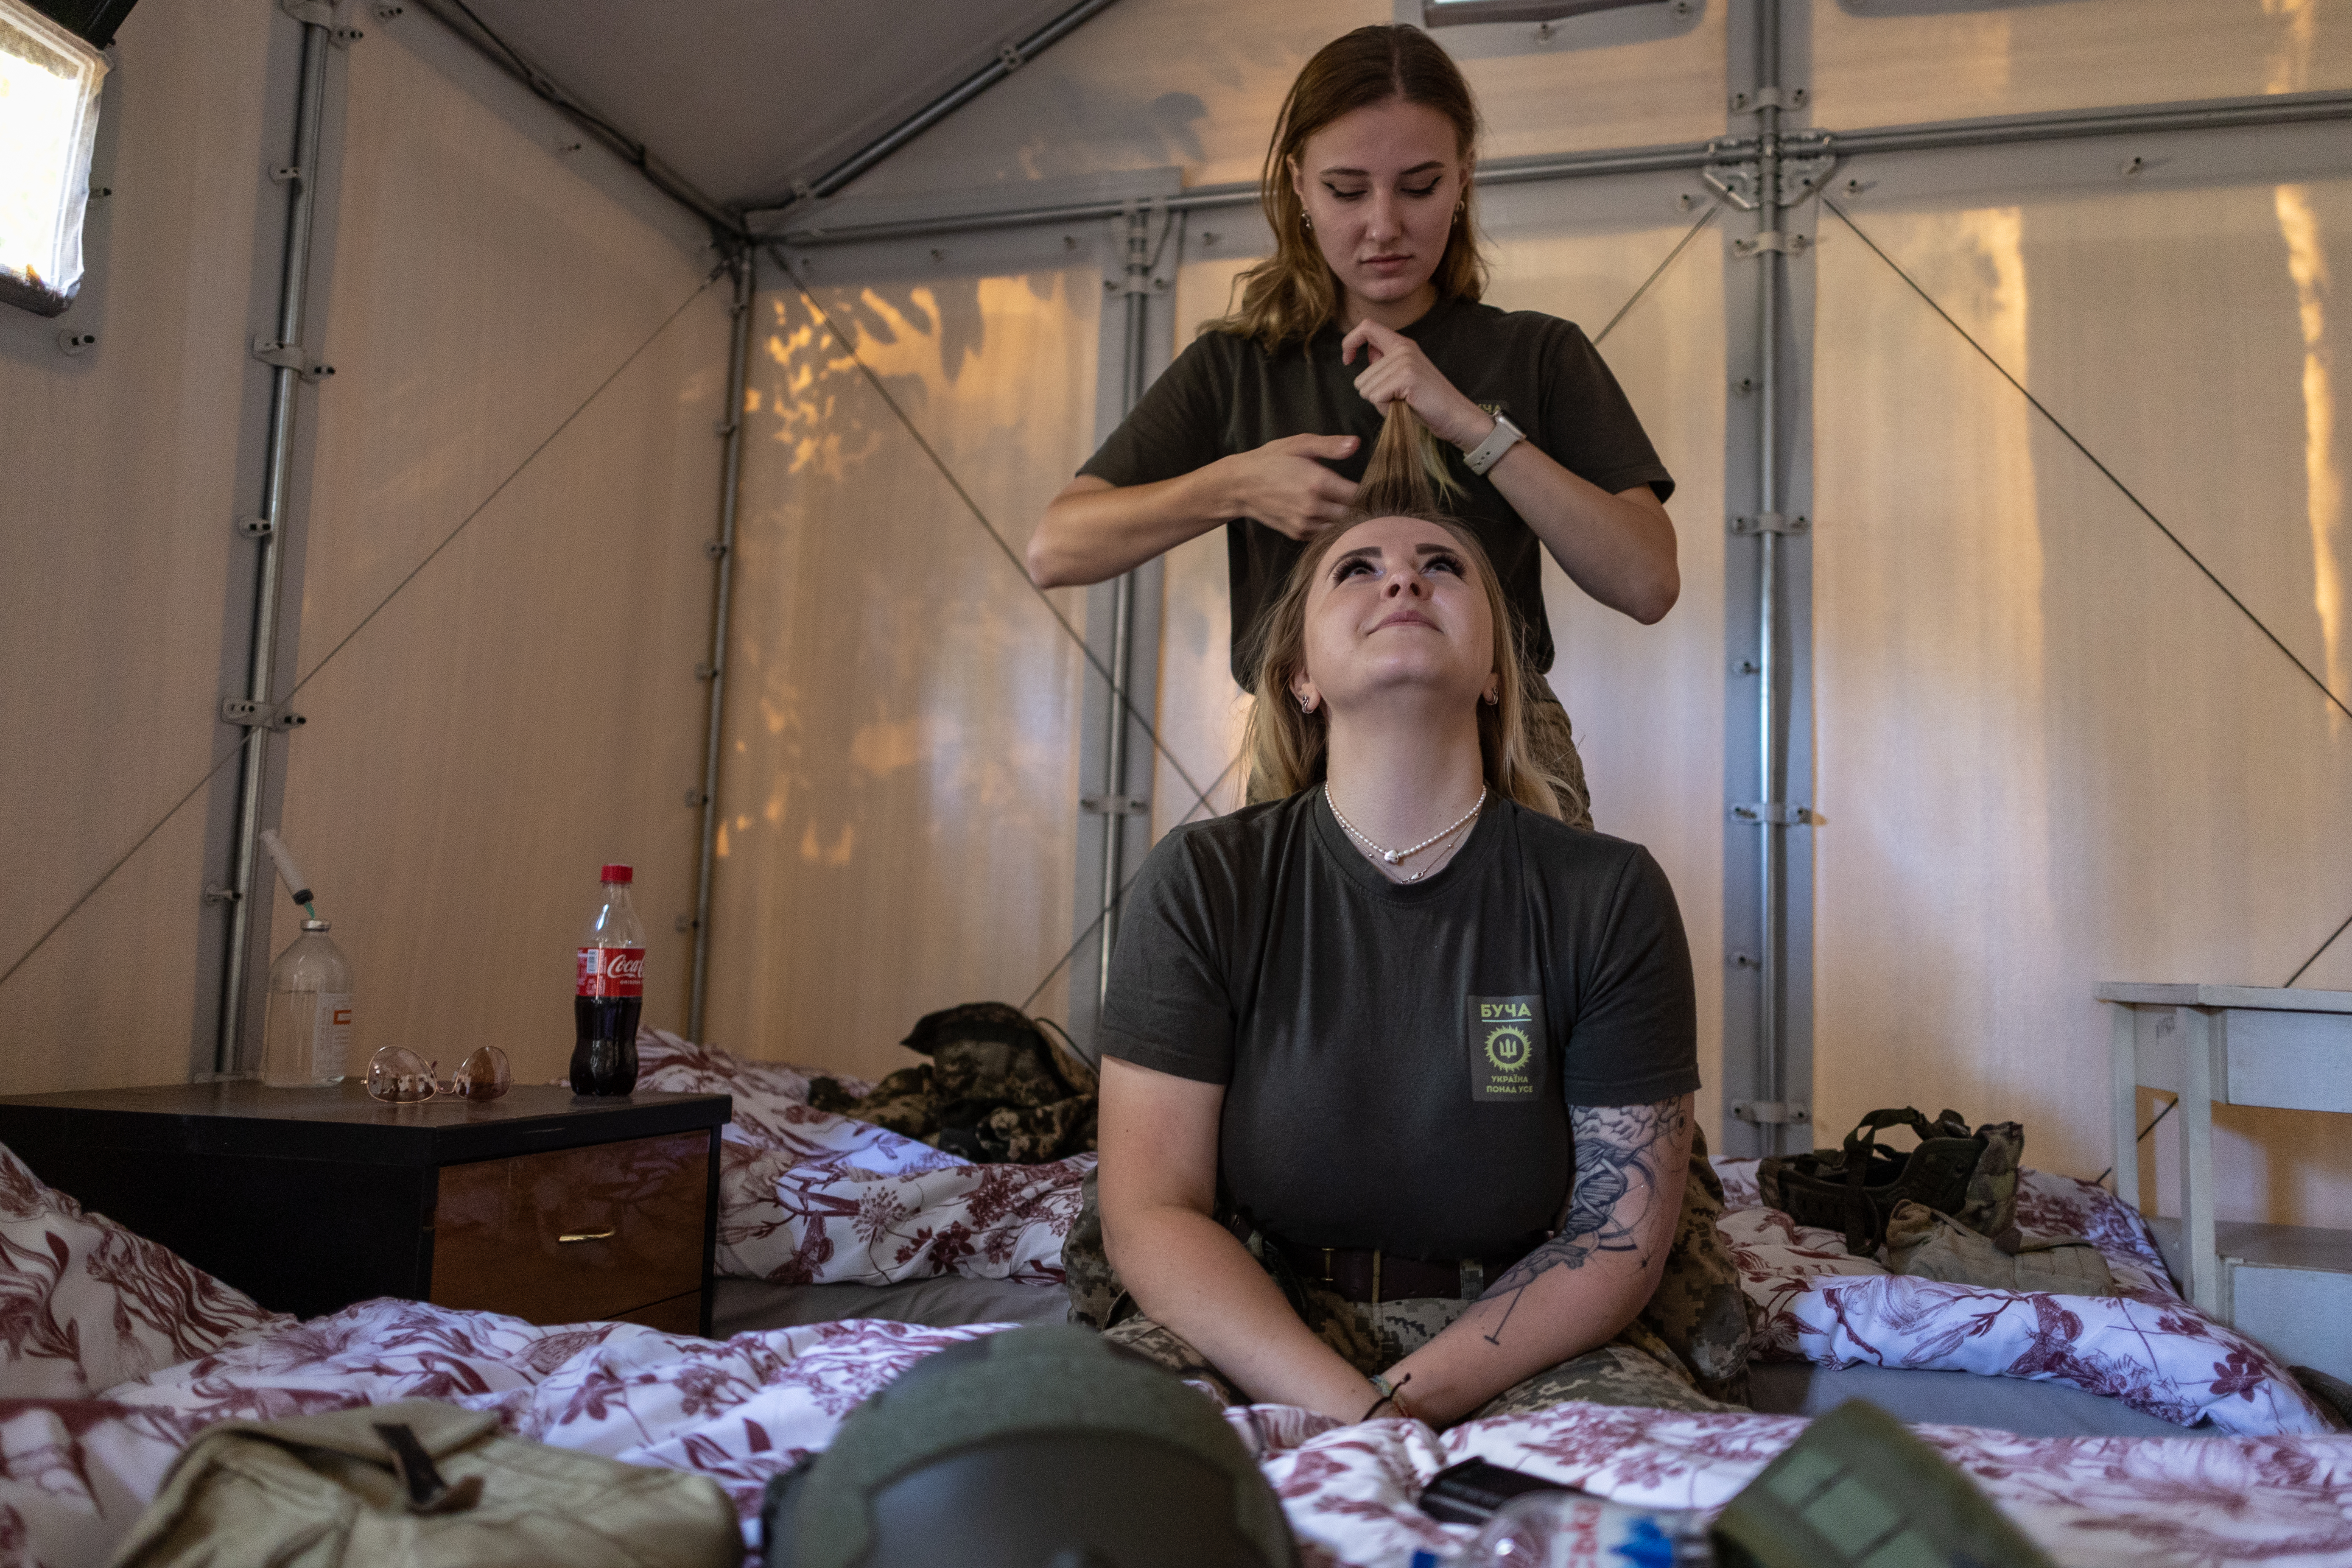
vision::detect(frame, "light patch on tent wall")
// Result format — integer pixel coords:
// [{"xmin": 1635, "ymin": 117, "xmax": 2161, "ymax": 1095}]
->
[{"xmin": 0, "ymin": 0, "xmax": 107, "ymax": 318}]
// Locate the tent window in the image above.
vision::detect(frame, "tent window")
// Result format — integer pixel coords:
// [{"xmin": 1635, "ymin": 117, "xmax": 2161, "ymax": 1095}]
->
[{"xmin": 0, "ymin": 0, "xmax": 107, "ymax": 318}]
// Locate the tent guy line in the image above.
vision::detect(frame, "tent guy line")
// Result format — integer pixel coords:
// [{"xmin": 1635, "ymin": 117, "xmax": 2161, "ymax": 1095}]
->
[
  {"xmin": 0, "ymin": 268, "xmax": 729, "ymax": 997},
  {"xmin": 1019, "ymin": 754, "xmax": 1244, "ymax": 1018},
  {"xmin": 1591, "ymin": 198, "xmax": 1720, "ymax": 348},
  {"xmin": 1823, "ymin": 197, "xmax": 2352, "ymax": 991},
  {"xmin": 1823, "ymin": 198, "xmax": 2352, "ymax": 730}
]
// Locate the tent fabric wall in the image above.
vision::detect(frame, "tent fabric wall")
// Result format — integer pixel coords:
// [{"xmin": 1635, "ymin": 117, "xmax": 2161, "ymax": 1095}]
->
[
  {"xmin": 839, "ymin": 0, "xmax": 1727, "ymax": 201},
  {"xmin": 1, "ymin": 6, "xmax": 725, "ymax": 1093},
  {"xmin": 0, "ymin": 3, "xmax": 285, "ymax": 1094},
  {"xmin": 1807, "ymin": 0, "xmax": 2352, "ymax": 131},
  {"xmin": 259, "ymin": 15, "xmax": 730, "ymax": 1090},
  {"xmin": 703, "ymin": 249, "xmax": 1099, "ymax": 1084},
  {"xmin": 1812, "ymin": 180, "xmax": 2352, "ymax": 1227}
]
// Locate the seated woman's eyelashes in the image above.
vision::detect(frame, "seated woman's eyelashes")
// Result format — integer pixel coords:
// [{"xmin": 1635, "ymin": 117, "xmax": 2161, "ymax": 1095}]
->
[
  {"xmin": 1322, "ymin": 182, "xmax": 1444, "ymax": 200},
  {"xmin": 1334, "ymin": 552, "xmax": 1466, "ymax": 582}
]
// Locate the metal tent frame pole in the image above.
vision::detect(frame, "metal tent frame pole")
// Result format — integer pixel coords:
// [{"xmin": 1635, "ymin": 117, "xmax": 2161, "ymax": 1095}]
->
[
  {"xmin": 769, "ymin": 88, "xmax": 2352, "ymax": 250},
  {"xmin": 214, "ymin": 11, "xmax": 336, "ymax": 1077},
  {"xmin": 688, "ymin": 247, "xmax": 757, "ymax": 1044}
]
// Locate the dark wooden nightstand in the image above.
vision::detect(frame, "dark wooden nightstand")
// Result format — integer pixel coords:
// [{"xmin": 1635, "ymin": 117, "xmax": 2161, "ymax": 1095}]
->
[{"xmin": 0, "ymin": 1082, "xmax": 733, "ymax": 1334}]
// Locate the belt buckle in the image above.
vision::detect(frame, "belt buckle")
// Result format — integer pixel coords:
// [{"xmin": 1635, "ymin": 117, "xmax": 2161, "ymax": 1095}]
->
[{"xmin": 1459, "ymin": 1259, "xmax": 1485, "ymax": 1300}]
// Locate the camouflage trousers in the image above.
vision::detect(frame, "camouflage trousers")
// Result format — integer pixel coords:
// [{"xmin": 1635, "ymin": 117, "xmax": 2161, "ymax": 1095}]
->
[
  {"xmin": 1103, "ymin": 1291, "xmax": 1729, "ymax": 1420},
  {"xmin": 1245, "ymin": 679, "xmax": 1594, "ymax": 833},
  {"xmin": 1066, "ymin": 1130, "xmax": 1751, "ymax": 1420}
]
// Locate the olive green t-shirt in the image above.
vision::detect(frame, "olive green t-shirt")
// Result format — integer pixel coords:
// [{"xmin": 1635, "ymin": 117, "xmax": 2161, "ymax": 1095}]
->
[
  {"xmin": 1077, "ymin": 296, "xmax": 1675, "ymax": 685},
  {"xmin": 1096, "ymin": 789, "xmax": 1699, "ymax": 1261}
]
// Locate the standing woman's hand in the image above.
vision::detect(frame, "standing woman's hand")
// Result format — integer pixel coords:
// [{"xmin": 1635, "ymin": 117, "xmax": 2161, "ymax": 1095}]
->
[
  {"xmin": 1213, "ymin": 433, "xmax": 1364, "ymax": 541},
  {"xmin": 1340, "ymin": 319, "xmax": 1494, "ymax": 451}
]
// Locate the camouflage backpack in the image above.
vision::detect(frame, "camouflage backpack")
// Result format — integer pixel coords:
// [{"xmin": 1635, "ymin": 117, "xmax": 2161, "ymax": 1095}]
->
[{"xmin": 1758, "ymin": 1108, "xmax": 2022, "ymax": 1258}]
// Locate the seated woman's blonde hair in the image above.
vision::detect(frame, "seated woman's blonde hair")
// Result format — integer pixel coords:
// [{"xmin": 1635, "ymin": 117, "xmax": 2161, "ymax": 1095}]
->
[{"xmin": 1241, "ymin": 401, "xmax": 1566, "ymax": 818}]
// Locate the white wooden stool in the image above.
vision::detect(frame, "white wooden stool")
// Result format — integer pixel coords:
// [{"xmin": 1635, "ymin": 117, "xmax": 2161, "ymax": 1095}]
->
[{"xmin": 2099, "ymin": 982, "xmax": 2352, "ymax": 1381}]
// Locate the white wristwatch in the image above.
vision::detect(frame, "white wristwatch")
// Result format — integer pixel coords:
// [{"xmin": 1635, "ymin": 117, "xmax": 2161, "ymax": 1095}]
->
[{"xmin": 1462, "ymin": 411, "xmax": 1524, "ymax": 478}]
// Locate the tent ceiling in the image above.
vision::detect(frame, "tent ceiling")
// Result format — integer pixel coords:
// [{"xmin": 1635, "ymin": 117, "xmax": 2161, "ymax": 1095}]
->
[{"xmin": 453, "ymin": 0, "xmax": 1088, "ymax": 213}]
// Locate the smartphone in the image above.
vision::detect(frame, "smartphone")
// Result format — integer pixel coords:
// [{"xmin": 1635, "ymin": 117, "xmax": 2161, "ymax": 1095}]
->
[{"xmin": 1418, "ymin": 1457, "xmax": 1576, "ymax": 1526}]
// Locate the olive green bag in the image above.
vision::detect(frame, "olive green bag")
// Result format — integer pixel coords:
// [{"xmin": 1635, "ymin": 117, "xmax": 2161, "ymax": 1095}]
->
[
  {"xmin": 1757, "ymin": 1108, "xmax": 2023, "ymax": 1258},
  {"xmin": 109, "ymin": 1400, "xmax": 743, "ymax": 1568}
]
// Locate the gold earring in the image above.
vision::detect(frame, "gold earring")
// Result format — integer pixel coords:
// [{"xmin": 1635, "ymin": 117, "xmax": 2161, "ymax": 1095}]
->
[
  {"xmin": 1301, "ymin": 212, "xmax": 1313, "ymax": 231},
  {"xmin": 1298, "ymin": 693, "xmax": 1317, "ymax": 714},
  {"xmin": 1482, "ymin": 687, "xmax": 1499, "ymax": 706}
]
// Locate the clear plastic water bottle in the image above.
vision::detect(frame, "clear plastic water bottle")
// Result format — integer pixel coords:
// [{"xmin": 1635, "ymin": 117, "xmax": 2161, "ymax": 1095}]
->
[
  {"xmin": 261, "ymin": 920, "xmax": 353, "ymax": 1086},
  {"xmin": 1441, "ymin": 1492, "xmax": 1714, "ymax": 1567}
]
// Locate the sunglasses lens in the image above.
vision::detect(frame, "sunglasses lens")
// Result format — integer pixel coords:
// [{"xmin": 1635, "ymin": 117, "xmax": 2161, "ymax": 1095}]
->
[
  {"xmin": 449, "ymin": 1046, "xmax": 512, "ymax": 1102},
  {"xmin": 366, "ymin": 1046, "xmax": 438, "ymax": 1103}
]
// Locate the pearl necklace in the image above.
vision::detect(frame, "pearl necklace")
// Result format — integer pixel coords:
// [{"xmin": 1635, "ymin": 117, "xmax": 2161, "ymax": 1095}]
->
[{"xmin": 1326, "ymin": 784, "xmax": 1487, "ymax": 882}]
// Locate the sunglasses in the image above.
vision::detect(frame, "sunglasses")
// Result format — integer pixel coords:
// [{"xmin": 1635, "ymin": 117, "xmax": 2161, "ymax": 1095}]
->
[{"xmin": 365, "ymin": 1045, "xmax": 512, "ymax": 1104}]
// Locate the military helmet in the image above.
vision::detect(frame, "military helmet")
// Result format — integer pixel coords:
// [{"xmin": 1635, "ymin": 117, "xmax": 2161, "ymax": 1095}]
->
[{"xmin": 761, "ymin": 1325, "xmax": 1299, "ymax": 1568}]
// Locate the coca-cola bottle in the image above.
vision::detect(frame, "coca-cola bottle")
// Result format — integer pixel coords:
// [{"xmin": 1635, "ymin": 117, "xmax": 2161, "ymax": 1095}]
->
[{"xmin": 572, "ymin": 863, "xmax": 644, "ymax": 1095}]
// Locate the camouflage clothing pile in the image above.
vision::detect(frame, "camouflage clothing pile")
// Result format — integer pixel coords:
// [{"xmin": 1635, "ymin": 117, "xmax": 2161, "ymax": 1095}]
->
[
  {"xmin": 806, "ymin": 1003, "xmax": 1098, "ymax": 1164},
  {"xmin": 1065, "ymin": 1130, "xmax": 1753, "ymax": 1420}
]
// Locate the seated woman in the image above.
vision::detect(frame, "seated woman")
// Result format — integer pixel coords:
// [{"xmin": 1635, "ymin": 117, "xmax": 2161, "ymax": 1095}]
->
[{"xmin": 1066, "ymin": 402, "xmax": 1748, "ymax": 1426}]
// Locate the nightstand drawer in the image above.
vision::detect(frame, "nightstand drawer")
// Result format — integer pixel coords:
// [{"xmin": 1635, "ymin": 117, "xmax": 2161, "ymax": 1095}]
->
[{"xmin": 431, "ymin": 1131, "xmax": 708, "ymax": 1324}]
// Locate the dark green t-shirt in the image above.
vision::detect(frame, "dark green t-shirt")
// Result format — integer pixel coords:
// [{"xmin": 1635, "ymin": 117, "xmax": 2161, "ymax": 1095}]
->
[
  {"xmin": 1077, "ymin": 296, "xmax": 1675, "ymax": 685},
  {"xmin": 1096, "ymin": 789, "xmax": 1698, "ymax": 1261}
]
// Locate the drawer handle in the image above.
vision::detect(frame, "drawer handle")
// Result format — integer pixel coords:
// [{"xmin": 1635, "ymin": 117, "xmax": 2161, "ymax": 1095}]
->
[{"xmin": 558, "ymin": 1228, "xmax": 616, "ymax": 1245}]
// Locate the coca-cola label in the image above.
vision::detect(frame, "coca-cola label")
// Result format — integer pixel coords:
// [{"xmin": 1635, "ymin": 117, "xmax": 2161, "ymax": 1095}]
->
[{"xmin": 577, "ymin": 946, "xmax": 645, "ymax": 998}]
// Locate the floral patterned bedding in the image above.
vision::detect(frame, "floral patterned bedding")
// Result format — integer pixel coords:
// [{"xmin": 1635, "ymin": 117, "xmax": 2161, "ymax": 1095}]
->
[
  {"xmin": 6, "ymin": 1293, "xmax": 2352, "ymax": 1568},
  {"xmin": 2, "ymin": 1045, "xmax": 2347, "ymax": 1567},
  {"xmin": 652, "ymin": 1032, "xmax": 2334, "ymax": 1439}
]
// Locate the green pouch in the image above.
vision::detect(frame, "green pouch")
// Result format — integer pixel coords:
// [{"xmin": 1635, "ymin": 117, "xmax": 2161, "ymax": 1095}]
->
[
  {"xmin": 1758, "ymin": 1108, "xmax": 2023, "ymax": 1258},
  {"xmin": 1712, "ymin": 1399, "xmax": 2057, "ymax": 1568},
  {"xmin": 109, "ymin": 1400, "xmax": 743, "ymax": 1568}
]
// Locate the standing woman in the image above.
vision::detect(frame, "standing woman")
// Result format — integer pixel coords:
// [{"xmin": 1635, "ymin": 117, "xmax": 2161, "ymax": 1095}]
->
[{"xmin": 1026, "ymin": 23, "xmax": 1678, "ymax": 827}]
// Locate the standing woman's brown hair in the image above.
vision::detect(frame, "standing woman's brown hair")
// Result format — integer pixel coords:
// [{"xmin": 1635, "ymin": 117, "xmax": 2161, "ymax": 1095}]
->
[{"xmin": 1214, "ymin": 25, "xmax": 1490, "ymax": 352}]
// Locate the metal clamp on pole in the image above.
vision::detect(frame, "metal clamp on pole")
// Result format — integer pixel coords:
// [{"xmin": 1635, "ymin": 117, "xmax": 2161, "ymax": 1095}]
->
[
  {"xmin": 1731, "ymin": 512, "xmax": 1808, "ymax": 535},
  {"xmin": 1080, "ymin": 794, "xmax": 1149, "ymax": 817},
  {"xmin": 1701, "ymin": 162, "xmax": 1761, "ymax": 211},
  {"xmin": 1732, "ymin": 801, "xmax": 1816, "ymax": 826},
  {"xmin": 1731, "ymin": 1100, "xmax": 1812, "ymax": 1127},
  {"xmin": 1733, "ymin": 230, "xmax": 1807, "ymax": 257},
  {"xmin": 220, "ymin": 699, "xmax": 308, "ymax": 732},
  {"xmin": 250, "ymin": 337, "xmax": 335, "ymax": 381},
  {"xmin": 279, "ymin": 0, "xmax": 364, "ymax": 45}
]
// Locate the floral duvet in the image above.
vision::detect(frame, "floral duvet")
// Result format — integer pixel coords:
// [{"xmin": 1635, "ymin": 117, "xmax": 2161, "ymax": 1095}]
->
[{"xmin": 1, "ymin": 1043, "xmax": 2346, "ymax": 1568}]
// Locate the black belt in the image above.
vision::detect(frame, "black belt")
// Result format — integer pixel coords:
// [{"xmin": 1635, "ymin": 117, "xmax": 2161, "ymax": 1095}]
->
[{"xmin": 1272, "ymin": 1238, "xmax": 1538, "ymax": 1304}]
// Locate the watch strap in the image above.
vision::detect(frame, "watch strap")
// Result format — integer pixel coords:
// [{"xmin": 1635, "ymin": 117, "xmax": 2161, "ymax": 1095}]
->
[{"xmin": 1463, "ymin": 412, "xmax": 1524, "ymax": 478}]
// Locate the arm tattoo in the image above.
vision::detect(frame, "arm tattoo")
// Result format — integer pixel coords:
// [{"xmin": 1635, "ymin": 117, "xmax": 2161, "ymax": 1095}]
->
[{"xmin": 1479, "ymin": 1096, "xmax": 1689, "ymax": 1346}]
